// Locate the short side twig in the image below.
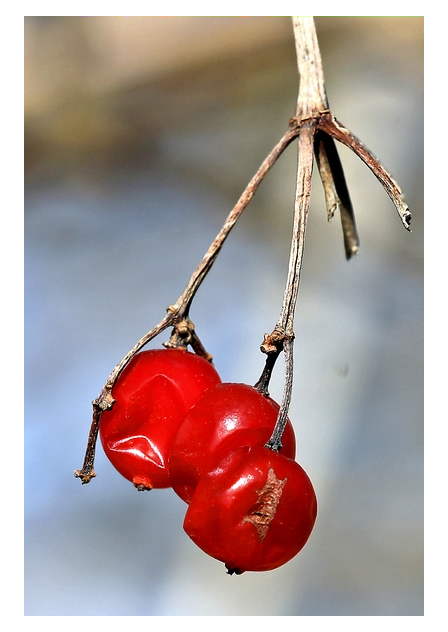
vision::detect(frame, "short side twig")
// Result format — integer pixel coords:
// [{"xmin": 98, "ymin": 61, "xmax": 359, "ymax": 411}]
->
[
  {"xmin": 317, "ymin": 113, "xmax": 411, "ymax": 230},
  {"xmin": 314, "ymin": 131, "xmax": 360, "ymax": 258}
]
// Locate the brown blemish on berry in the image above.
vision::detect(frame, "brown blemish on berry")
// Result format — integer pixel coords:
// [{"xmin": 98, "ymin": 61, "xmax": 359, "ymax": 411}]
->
[{"xmin": 243, "ymin": 468, "xmax": 287, "ymax": 541}]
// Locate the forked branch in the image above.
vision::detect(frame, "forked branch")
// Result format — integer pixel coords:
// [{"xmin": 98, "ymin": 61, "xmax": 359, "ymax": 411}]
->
[
  {"xmin": 74, "ymin": 126, "xmax": 299, "ymax": 484},
  {"xmin": 76, "ymin": 16, "xmax": 411, "ymax": 482},
  {"xmin": 262, "ymin": 16, "xmax": 410, "ymax": 450}
]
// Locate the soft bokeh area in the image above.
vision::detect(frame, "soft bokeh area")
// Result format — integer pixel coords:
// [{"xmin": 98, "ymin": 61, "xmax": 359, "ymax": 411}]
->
[{"xmin": 24, "ymin": 16, "xmax": 423, "ymax": 616}]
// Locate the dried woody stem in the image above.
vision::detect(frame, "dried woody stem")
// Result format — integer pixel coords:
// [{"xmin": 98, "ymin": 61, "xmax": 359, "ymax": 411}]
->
[
  {"xmin": 260, "ymin": 16, "xmax": 411, "ymax": 450},
  {"xmin": 74, "ymin": 126, "xmax": 299, "ymax": 484},
  {"xmin": 75, "ymin": 16, "xmax": 411, "ymax": 482}
]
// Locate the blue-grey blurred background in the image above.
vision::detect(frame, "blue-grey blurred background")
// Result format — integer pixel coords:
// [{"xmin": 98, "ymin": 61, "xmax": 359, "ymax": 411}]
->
[{"xmin": 24, "ymin": 16, "xmax": 423, "ymax": 616}]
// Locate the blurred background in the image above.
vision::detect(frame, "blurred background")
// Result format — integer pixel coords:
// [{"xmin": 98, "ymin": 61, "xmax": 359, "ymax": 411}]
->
[{"xmin": 24, "ymin": 16, "xmax": 423, "ymax": 616}]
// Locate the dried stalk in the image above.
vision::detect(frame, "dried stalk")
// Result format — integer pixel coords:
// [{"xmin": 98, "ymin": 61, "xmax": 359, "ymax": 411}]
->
[
  {"xmin": 293, "ymin": 16, "xmax": 360, "ymax": 259},
  {"xmin": 76, "ymin": 16, "xmax": 411, "ymax": 482},
  {"xmin": 262, "ymin": 16, "xmax": 411, "ymax": 450},
  {"xmin": 264, "ymin": 120, "xmax": 315, "ymax": 450},
  {"xmin": 74, "ymin": 126, "xmax": 299, "ymax": 484}
]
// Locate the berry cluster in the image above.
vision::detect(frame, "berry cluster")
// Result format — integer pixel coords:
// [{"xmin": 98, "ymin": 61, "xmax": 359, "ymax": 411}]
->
[{"xmin": 100, "ymin": 347, "xmax": 317, "ymax": 574}]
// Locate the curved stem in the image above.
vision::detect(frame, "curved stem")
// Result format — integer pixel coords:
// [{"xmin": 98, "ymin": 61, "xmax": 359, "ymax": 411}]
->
[
  {"xmin": 265, "ymin": 120, "xmax": 315, "ymax": 450},
  {"xmin": 317, "ymin": 113, "xmax": 411, "ymax": 230},
  {"xmin": 265, "ymin": 336, "xmax": 294, "ymax": 451},
  {"xmin": 105, "ymin": 313, "xmax": 174, "ymax": 391},
  {"xmin": 75, "ymin": 125, "xmax": 300, "ymax": 484},
  {"xmin": 263, "ymin": 17, "xmax": 322, "ymax": 448},
  {"xmin": 264, "ymin": 20, "xmax": 411, "ymax": 450},
  {"xmin": 171, "ymin": 125, "xmax": 300, "ymax": 316},
  {"xmin": 314, "ymin": 130, "xmax": 360, "ymax": 258},
  {"xmin": 107, "ymin": 124, "xmax": 299, "ymax": 393},
  {"xmin": 77, "ymin": 15, "xmax": 412, "ymax": 481}
]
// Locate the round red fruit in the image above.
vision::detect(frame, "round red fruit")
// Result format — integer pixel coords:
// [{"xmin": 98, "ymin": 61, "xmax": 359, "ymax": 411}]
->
[
  {"xmin": 99, "ymin": 348, "xmax": 221, "ymax": 490},
  {"xmin": 183, "ymin": 445, "xmax": 317, "ymax": 574},
  {"xmin": 169, "ymin": 383, "xmax": 296, "ymax": 503}
]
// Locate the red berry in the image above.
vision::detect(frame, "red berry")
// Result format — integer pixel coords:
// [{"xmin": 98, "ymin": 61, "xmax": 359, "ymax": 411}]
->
[
  {"xmin": 183, "ymin": 445, "xmax": 317, "ymax": 573},
  {"xmin": 169, "ymin": 383, "xmax": 296, "ymax": 503},
  {"xmin": 99, "ymin": 348, "xmax": 221, "ymax": 490}
]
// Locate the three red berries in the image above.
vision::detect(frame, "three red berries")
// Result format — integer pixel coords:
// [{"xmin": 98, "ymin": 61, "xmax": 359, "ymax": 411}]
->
[{"xmin": 99, "ymin": 347, "xmax": 317, "ymax": 574}]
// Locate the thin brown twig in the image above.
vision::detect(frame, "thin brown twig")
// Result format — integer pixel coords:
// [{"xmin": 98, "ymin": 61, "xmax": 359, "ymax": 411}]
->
[
  {"xmin": 76, "ymin": 16, "xmax": 412, "ymax": 481},
  {"xmin": 317, "ymin": 113, "xmax": 411, "ymax": 230},
  {"xmin": 314, "ymin": 130, "xmax": 360, "ymax": 258},
  {"xmin": 263, "ymin": 16, "xmax": 410, "ymax": 450},
  {"xmin": 74, "ymin": 125, "xmax": 300, "ymax": 484},
  {"xmin": 264, "ymin": 120, "xmax": 315, "ymax": 450}
]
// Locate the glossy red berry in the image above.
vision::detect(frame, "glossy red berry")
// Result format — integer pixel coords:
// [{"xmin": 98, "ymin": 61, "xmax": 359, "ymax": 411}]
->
[
  {"xmin": 183, "ymin": 445, "xmax": 317, "ymax": 574},
  {"xmin": 99, "ymin": 348, "xmax": 221, "ymax": 490},
  {"xmin": 169, "ymin": 383, "xmax": 296, "ymax": 503}
]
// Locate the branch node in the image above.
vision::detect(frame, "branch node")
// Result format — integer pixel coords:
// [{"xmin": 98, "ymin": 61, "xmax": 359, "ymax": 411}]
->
[
  {"xmin": 94, "ymin": 391, "xmax": 115, "ymax": 411},
  {"xmin": 260, "ymin": 327, "xmax": 287, "ymax": 355},
  {"xmin": 163, "ymin": 316, "xmax": 214, "ymax": 362}
]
